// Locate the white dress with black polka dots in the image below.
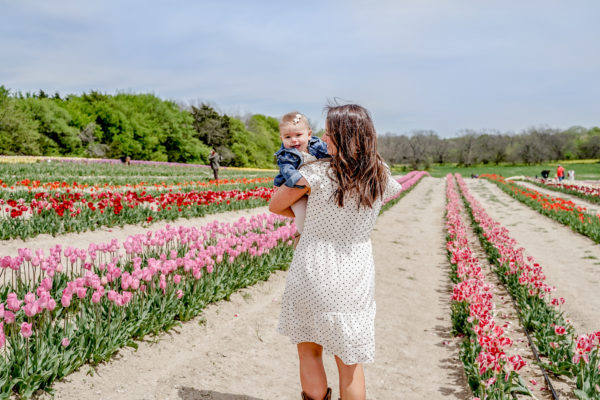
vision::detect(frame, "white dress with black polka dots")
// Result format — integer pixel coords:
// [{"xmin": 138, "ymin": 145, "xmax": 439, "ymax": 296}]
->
[{"xmin": 277, "ymin": 160, "xmax": 403, "ymax": 364}]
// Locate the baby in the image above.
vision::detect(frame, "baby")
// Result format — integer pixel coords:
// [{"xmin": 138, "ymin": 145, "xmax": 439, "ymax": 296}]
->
[{"xmin": 274, "ymin": 112, "xmax": 329, "ymax": 239}]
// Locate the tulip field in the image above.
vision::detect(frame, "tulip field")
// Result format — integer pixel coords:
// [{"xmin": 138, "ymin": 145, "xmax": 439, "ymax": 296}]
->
[
  {"xmin": 447, "ymin": 174, "xmax": 600, "ymax": 400},
  {"xmin": 0, "ymin": 161, "xmax": 276, "ymax": 240},
  {"xmin": 3, "ymin": 156, "xmax": 599, "ymax": 400},
  {"xmin": 0, "ymin": 158, "xmax": 429, "ymax": 399}
]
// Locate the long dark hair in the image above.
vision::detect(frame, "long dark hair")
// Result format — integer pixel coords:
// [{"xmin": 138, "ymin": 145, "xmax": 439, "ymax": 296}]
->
[{"xmin": 325, "ymin": 104, "xmax": 388, "ymax": 208}]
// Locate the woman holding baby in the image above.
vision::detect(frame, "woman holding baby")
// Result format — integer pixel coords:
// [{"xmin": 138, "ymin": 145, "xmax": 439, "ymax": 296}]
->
[{"xmin": 270, "ymin": 104, "xmax": 402, "ymax": 400}]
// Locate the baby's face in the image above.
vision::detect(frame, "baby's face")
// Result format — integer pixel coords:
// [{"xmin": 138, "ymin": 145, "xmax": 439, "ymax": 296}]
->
[{"xmin": 280, "ymin": 124, "xmax": 312, "ymax": 152}]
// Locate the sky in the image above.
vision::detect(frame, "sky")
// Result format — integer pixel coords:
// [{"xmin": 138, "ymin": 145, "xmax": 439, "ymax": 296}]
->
[{"xmin": 1, "ymin": 0, "xmax": 599, "ymax": 137}]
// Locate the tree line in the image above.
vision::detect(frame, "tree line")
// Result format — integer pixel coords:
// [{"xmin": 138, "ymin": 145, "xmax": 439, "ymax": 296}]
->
[
  {"xmin": 378, "ymin": 126, "xmax": 600, "ymax": 169},
  {"xmin": 0, "ymin": 87, "xmax": 281, "ymax": 168},
  {"xmin": 2, "ymin": 86, "xmax": 598, "ymax": 169}
]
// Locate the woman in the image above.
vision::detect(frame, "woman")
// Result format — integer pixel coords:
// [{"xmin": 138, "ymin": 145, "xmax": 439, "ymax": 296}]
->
[{"xmin": 269, "ymin": 104, "xmax": 403, "ymax": 400}]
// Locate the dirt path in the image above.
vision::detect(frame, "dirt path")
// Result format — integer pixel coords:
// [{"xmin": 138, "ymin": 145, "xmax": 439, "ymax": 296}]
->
[
  {"xmin": 32, "ymin": 177, "xmax": 469, "ymax": 400},
  {"xmin": 369, "ymin": 177, "xmax": 468, "ymax": 399},
  {"xmin": 514, "ymin": 180, "xmax": 600, "ymax": 215},
  {"xmin": 465, "ymin": 178, "xmax": 600, "ymax": 335}
]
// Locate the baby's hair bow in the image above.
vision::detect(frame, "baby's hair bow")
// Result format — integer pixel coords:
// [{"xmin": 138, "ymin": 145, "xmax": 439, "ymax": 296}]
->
[{"xmin": 292, "ymin": 114, "xmax": 302, "ymax": 125}]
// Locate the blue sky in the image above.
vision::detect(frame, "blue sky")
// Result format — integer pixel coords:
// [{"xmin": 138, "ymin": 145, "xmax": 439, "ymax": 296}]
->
[{"xmin": 1, "ymin": 0, "xmax": 599, "ymax": 137}]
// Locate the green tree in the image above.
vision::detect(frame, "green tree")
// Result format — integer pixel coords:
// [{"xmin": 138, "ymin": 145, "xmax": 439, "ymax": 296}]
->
[
  {"xmin": 578, "ymin": 127, "xmax": 600, "ymax": 159},
  {"xmin": 246, "ymin": 114, "xmax": 281, "ymax": 167},
  {"xmin": 19, "ymin": 97, "xmax": 82, "ymax": 155},
  {"xmin": 190, "ymin": 104, "xmax": 231, "ymax": 149},
  {"xmin": 0, "ymin": 86, "xmax": 44, "ymax": 155}
]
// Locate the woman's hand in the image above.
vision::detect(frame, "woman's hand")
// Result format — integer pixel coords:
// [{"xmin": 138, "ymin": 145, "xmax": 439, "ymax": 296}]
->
[{"xmin": 269, "ymin": 177, "xmax": 310, "ymax": 217}]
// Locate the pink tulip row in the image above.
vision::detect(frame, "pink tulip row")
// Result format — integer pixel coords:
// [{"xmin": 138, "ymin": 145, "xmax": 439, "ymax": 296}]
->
[
  {"xmin": 456, "ymin": 173, "xmax": 600, "ymax": 388},
  {"xmin": 445, "ymin": 174, "xmax": 525, "ymax": 390},
  {"xmin": 0, "ymin": 212, "xmax": 296, "ymax": 346},
  {"xmin": 384, "ymin": 171, "xmax": 430, "ymax": 203}
]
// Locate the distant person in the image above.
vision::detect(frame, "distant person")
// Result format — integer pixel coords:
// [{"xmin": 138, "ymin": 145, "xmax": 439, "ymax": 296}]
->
[
  {"xmin": 273, "ymin": 112, "xmax": 329, "ymax": 242},
  {"xmin": 557, "ymin": 164, "xmax": 565, "ymax": 182},
  {"xmin": 541, "ymin": 170, "xmax": 550, "ymax": 180},
  {"xmin": 568, "ymin": 169, "xmax": 575, "ymax": 181},
  {"xmin": 208, "ymin": 149, "xmax": 221, "ymax": 180}
]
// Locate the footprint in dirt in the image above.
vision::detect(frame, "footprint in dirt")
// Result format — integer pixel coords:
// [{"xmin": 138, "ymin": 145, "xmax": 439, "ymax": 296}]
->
[{"xmin": 178, "ymin": 387, "xmax": 262, "ymax": 400}]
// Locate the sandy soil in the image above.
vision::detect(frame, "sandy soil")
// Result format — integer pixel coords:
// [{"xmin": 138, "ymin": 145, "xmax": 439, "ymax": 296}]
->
[
  {"xmin": 24, "ymin": 177, "xmax": 471, "ymax": 400},
  {"xmin": 465, "ymin": 178, "xmax": 600, "ymax": 335}
]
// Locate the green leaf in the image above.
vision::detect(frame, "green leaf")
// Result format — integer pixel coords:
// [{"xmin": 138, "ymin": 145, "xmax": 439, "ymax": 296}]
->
[
  {"xmin": 573, "ymin": 389, "xmax": 592, "ymax": 400},
  {"xmin": 126, "ymin": 340, "xmax": 139, "ymax": 350}
]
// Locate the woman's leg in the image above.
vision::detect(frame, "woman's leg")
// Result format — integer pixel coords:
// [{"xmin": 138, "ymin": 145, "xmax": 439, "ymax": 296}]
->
[
  {"xmin": 297, "ymin": 342, "xmax": 328, "ymax": 399},
  {"xmin": 335, "ymin": 356, "xmax": 365, "ymax": 400}
]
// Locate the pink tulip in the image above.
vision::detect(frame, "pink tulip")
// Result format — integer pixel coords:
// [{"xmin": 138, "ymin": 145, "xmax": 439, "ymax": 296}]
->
[
  {"xmin": 20, "ymin": 322, "xmax": 32, "ymax": 338},
  {"xmin": 61, "ymin": 337, "xmax": 70, "ymax": 347},
  {"xmin": 121, "ymin": 292, "xmax": 132, "ymax": 305},
  {"xmin": 6, "ymin": 293, "xmax": 22, "ymax": 312},
  {"xmin": 61, "ymin": 294, "xmax": 71, "ymax": 308},
  {"xmin": 173, "ymin": 274, "xmax": 181, "ymax": 284},
  {"xmin": 23, "ymin": 302, "xmax": 40, "ymax": 317},
  {"xmin": 176, "ymin": 290, "xmax": 183, "ymax": 299},
  {"xmin": 24, "ymin": 292, "xmax": 36, "ymax": 304},
  {"xmin": 76, "ymin": 287, "xmax": 87, "ymax": 299},
  {"xmin": 107, "ymin": 290, "xmax": 117, "ymax": 302},
  {"xmin": 4, "ymin": 311, "xmax": 15, "ymax": 324},
  {"xmin": 91, "ymin": 291, "xmax": 102, "ymax": 304}
]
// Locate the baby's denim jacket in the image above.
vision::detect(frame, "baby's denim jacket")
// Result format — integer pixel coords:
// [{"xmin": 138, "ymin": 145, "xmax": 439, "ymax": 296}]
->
[{"xmin": 274, "ymin": 137, "xmax": 329, "ymax": 188}]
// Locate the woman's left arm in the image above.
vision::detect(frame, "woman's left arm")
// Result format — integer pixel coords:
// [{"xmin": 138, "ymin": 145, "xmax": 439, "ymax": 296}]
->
[{"xmin": 269, "ymin": 177, "xmax": 310, "ymax": 217}]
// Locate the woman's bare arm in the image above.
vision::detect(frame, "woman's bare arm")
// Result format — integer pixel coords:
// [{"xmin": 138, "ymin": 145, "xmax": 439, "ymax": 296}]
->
[{"xmin": 269, "ymin": 177, "xmax": 310, "ymax": 217}]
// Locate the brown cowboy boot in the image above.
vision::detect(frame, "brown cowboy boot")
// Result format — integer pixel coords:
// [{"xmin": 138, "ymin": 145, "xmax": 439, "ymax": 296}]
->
[{"xmin": 301, "ymin": 387, "xmax": 332, "ymax": 400}]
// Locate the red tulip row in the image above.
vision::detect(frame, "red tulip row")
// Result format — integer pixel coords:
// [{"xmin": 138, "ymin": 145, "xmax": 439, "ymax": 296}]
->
[
  {"xmin": 0, "ymin": 186, "xmax": 274, "ymax": 240},
  {"xmin": 530, "ymin": 179, "xmax": 600, "ymax": 206},
  {"xmin": 0, "ymin": 177, "xmax": 273, "ymax": 192}
]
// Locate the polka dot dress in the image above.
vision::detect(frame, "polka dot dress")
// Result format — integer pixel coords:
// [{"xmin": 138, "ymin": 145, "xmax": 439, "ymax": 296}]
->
[{"xmin": 277, "ymin": 160, "xmax": 403, "ymax": 365}]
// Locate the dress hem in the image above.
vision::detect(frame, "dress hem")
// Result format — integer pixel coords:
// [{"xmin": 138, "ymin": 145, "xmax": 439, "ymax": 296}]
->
[{"xmin": 277, "ymin": 327, "xmax": 375, "ymax": 365}]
